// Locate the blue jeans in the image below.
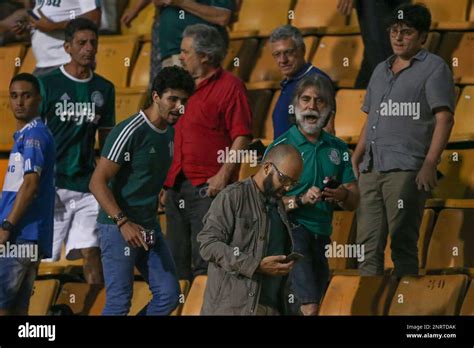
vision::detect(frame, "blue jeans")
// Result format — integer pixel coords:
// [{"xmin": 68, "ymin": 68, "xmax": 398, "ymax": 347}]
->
[
  {"xmin": 98, "ymin": 223, "xmax": 180, "ymax": 315},
  {"xmin": 289, "ymin": 224, "xmax": 330, "ymax": 305},
  {"xmin": 0, "ymin": 241, "xmax": 40, "ymax": 311}
]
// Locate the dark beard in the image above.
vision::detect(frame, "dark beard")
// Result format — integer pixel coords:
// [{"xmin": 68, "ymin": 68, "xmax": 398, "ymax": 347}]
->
[{"xmin": 262, "ymin": 173, "xmax": 279, "ymax": 204}]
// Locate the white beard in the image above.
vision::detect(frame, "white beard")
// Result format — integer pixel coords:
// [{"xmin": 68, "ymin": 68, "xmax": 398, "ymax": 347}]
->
[{"xmin": 295, "ymin": 106, "xmax": 331, "ymax": 135}]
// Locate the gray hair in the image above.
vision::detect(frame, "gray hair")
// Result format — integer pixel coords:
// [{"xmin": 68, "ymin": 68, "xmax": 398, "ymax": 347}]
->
[
  {"xmin": 183, "ymin": 24, "xmax": 226, "ymax": 67},
  {"xmin": 292, "ymin": 74, "xmax": 336, "ymax": 114},
  {"xmin": 269, "ymin": 25, "xmax": 305, "ymax": 51}
]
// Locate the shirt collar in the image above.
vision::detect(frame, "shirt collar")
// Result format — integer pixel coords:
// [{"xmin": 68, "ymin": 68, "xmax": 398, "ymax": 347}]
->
[
  {"xmin": 281, "ymin": 63, "xmax": 313, "ymax": 87},
  {"xmin": 385, "ymin": 48, "xmax": 429, "ymax": 68},
  {"xmin": 196, "ymin": 67, "xmax": 223, "ymax": 90},
  {"xmin": 289, "ymin": 124, "xmax": 331, "ymax": 147},
  {"xmin": 17, "ymin": 117, "xmax": 41, "ymax": 134}
]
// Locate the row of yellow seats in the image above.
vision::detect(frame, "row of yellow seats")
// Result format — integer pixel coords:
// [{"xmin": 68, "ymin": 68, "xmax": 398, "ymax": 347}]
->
[{"xmin": 27, "ymin": 272, "xmax": 474, "ymax": 316}]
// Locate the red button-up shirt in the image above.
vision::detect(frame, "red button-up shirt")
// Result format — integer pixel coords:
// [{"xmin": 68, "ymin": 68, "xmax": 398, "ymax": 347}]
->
[{"xmin": 164, "ymin": 68, "xmax": 253, "ymax": 188}]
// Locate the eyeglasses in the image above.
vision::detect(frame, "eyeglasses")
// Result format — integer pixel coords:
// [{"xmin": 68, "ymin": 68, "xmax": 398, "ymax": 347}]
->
[
  {"xmin": 388, "ymin": 27, "xmax": 416, "ymax": 38},
  {"xmin": 270, "ymin": 163, "xmax": 299, "ymax": 189},
  {"xmin": 271, "ymin": 48, "xmax": 297, "ymax": 60}
]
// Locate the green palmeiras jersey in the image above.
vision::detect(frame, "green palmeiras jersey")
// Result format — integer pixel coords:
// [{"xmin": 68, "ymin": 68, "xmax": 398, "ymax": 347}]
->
[
  {"xmin": 39, "ymin": 65, "xmax": 115, "ymax": 192},
  {"xmin": 97, "ymin": 111, "xmax": 175, "ymax": 229}
]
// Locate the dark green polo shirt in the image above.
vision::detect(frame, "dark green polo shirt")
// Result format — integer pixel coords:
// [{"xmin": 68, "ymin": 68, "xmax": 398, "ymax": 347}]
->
[
  {"xmin": 266, "ymin": 125, "xmax": 357, "ymax": 236},
  {"xmin": 158, "ymin": 0, "xmax": 233, "ymax": 60}
]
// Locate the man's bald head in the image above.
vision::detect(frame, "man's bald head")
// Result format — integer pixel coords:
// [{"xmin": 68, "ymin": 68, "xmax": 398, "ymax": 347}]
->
[
  {"xmin": 264, "ymin": 144, "xmax": 302, "ymax": 169},
  {"xmin": 254, "ymin": 144, "xmax": 303, "ymax": 200}
]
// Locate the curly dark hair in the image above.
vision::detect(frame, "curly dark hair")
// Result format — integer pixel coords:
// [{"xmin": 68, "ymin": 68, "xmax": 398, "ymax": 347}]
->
[
  {"xmin": 387, "ymin": 3, "xmax": 432, "ymax": 34},
  {"xmin": 151, "ymin": 66, "xmax": 195, "ymax": 97}
]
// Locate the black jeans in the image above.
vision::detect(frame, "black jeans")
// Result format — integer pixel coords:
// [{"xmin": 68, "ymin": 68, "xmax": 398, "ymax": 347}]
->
[
  {"xmin": 354, "ymin": 0, "xmax": 410, "ymax": 88},
  {"xmin": 165, "ymin": 179, "xmax": 212, "ymax": 280}
]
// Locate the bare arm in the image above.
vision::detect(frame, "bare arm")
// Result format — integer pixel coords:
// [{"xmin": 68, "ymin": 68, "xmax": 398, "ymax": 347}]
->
[
  {"xmin": 121, "ymin": 0, "xmax": 152, "ymax": 27},
  {"xmin": 416, "ymin": 109, "xmax": 454, "ymax": 191},
  {"xmin": 89, "ymin": 157, "xmax": 149, "ymax": 249},
  {"xmin": 168, "ymin": 0, "xmax": 232, "ymax": 26},
  {"xmin": 31, "ymin": 8, "xmax": 101, "ymax": 33},
  {"xmin": 98, "ymin": 128, "xmax": 112, "ymax": 152},
  {"xmin": 6, "ymin": 173, "xmax": 40, "ymax": 226},
  {"xmin": 89, "ymin": 157, "xmax": 123, "ymax": 220},
  {"xmin": 351, "ymin": 119, "xmax": 367, "ymax": 178},
  {"xmin": 0, "ymin": 173, "xmax": 40, "ymax": 244},
  {"xmin": 206, "ymin": 135, "xmax": 251, "ymax": 197}
]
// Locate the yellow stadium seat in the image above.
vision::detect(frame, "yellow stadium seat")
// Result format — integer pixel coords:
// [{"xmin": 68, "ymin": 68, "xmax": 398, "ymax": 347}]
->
[
  {"xmin": 18, "ymin": 47, "xmax": 36, "ymax": 74},
  {"xmin": 238, "ymin": 162, "xmax": 260, "ymax": 181},
  {"xmin": 247, "ymin": 88, "xmax": 274, "ymax": 138},
  {"xmin": 450, "ymin": 86, "xmax": 474, "ymax": 143},
  {"xmin": 28, "ymin": 279, "xmax": 60, "ymax": 315},
  {"xmin": 460, "ymin": 281, "xmax": 474, "ymax": 315},
  {"xmin": 0, "ymin": 91, "xmax": 15, "ymax": 152},
  {"xmin": 427, "ymin": 149, "xmax": 474, "ymax": 208},
  {"xmin": 115, "ymin": 87, "xmax": 148, "ymax": 123},
  {"xmin": 159, "ymin": 213, "xmax": 167, "ymax": 236},
  {"xmin": 231, "ymin": 0, "xmax": 294, "ymax": 38},
  {"xmin": 181, "ymin": 275, "xmax": 207, "ymax": 315},
  {"xmin": 438, "ymin": 32, "xmax": 474, "ymax": 85},
  {"xmin": 130, "ymin": 41, "xmax": 151, "ymax": 88},
  {"xmin": 384, "ymin": 209, "xmax": 436, "ymax": 270},
  {"xmin": 423, "ymin": 31, "xmax": 441, "ymax": 52},
  {"xmin": 121, "ymin": 1, "xmax": 156, "ymax": 37},
  {"xmin": 329, "ymin": 211, "xmax": 357, "ymax": 271},
  {"xmin": 89, "ymin": 288, "xmax": 106, "ymax": 315},
  {"xmin": 388, "ymin": 274, "xmax": 468, "ymax": 315},
  {"xmin": 223, "ymin": 38, "xmax": 259, "ymax": 81},
  {"xmin": 0, "ymin": 44, "xmax": 25, "ymax": 92},
  {"xmin": 261, "ymin": 90, "xmax": 280, "ymax": 142},
  {"xmin": 424, "ymin": 208, "xmax": 474, "ymax": 272},
  {"xmin": 291, "ymin": 0, "xmax": 359, "ymax": 35},
  {"xmin": 170, "ymin": 280, "xmax": 191, "ymax": 316},
  {"xmin": 247, "ymin": 37, "xmax": 319, "ymax": 90},
  {"xmin": 37, "ymin": 263, "xmax": 65, "ymax": 277},
  {"xmin": 247, "ymin": 40, "xmax": 284, "ymax": 90},
  {"xmin": 55, "ymin": 283, "xmax": 103, "ymax": 315},
  {"xmin": 311, "ymin": 35, "xmax": 364, "ymax": 88},
  {"xmin": 0, "ymin": 158, "xmax": 8, "ymax": 189},
  {"xmin": 319, "ymin": 275, "xmax": 398, "ymax": 315},
  {"xmin": 95, "ymin": 35, "xmax": 141, "ymax": 88},
  {"xmin": 334, "ymin": 89, "xmax": 366, "ymax": 144},
  {"xmin": 128, "ymin": 281, "xmax": 152, "ymax": 315},
  {"xmin": 417, "ymin": 0, "xmax": 472, "ymax": 29}
]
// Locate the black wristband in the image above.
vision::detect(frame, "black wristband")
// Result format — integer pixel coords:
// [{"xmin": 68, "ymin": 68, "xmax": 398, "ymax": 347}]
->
[
  {"xmin": 109, "ymin": 211, "xmax": 126, "ymax": 224},
  {"xmin": 1, "ymin": 220, "xmax": 15, "ymax": 232}
]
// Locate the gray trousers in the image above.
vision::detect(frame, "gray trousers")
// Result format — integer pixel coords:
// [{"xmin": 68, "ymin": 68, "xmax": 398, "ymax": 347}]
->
[
  {"xmin": 356, "ymin": 170, "xmax": 428, "ymax": 276},
  {"xmin": 165, "ymin": 180, "xmax": 211, "ymax": 280}
]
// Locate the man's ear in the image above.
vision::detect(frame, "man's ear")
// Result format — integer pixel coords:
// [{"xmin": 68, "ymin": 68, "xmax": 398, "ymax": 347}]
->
[
  {"xmin": 151, "ymin": 91, "xmax": 161, "ymax": 104},
  {"xmin": 199, "ymin": 53, "xmax": 209, "ymax": 65},
  {"xmin": 63, "ymin": 41, "xmax": 71, "ymax": 55},
  {"xmin": 420, "ymin": 32, "xmax": 428, "ymax": 46}
]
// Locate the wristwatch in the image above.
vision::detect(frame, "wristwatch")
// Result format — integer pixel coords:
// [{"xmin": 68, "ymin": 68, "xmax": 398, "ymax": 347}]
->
[
  {"xmin": 109, "ymin": 211, "xmax": 126, "ymax": 225},
  {"xmin": 1, "ymin": 220, "xmax": 15, "ymax": 232}
]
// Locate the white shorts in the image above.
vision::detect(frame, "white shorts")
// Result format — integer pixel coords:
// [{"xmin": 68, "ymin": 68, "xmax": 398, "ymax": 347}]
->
[{"xmin": 43, "ymin": 188, "xmax": 100, "ymax": 261}]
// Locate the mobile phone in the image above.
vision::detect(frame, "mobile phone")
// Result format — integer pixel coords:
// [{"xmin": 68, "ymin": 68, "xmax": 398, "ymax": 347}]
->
[
  {"xmin": 283, "ymin": 252, "xmax": 304, "ymax": 263},
  {"xmin": 323, "ymin": 177, "xmax": 341, "ymax": 190}
]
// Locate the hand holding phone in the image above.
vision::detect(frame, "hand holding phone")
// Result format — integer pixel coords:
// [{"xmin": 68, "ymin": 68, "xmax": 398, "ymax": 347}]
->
[{"xmin": 282, "ymin": 252, "xmax": 304, "ymax": 263}]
